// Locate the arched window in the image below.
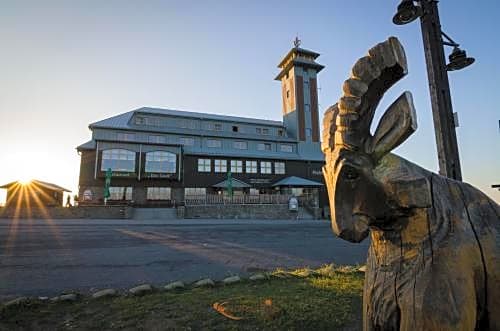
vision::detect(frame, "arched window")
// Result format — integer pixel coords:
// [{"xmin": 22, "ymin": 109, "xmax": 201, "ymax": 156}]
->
[
  {"xmin": 145, "ymin": 151, "xmax": 177, "ymax": 173},
  {"xmin": 101, "ymin": 149, "xmax": 136, "ymax": 172}
]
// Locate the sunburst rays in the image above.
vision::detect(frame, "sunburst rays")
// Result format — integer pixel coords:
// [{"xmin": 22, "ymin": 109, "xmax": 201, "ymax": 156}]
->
[{"xmin": 3, "ymin": 181, "xmax": 65, "ymax": 256}]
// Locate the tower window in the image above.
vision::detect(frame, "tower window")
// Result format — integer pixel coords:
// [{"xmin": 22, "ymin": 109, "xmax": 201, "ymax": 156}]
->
[
  {"xmin": 305, "ymin": 104, "xmax": 310, "ymax": 112},
  {"xmin": 306, "ymin": 128, "xmax": 312, "ymax": 137},
  {"xmin": 286, "ymin": 90, "xmax": 290, "ymax": 99}
]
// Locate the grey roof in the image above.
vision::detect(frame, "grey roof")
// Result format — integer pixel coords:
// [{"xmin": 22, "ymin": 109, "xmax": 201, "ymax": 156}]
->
[
  {"xmin": 272, "ymin": 176, "xmax": 324, "ymax": 187},
  {"xmin": 90, "ymin": 107, "xmax": 284, "ymax": 130},
  {"xmin": 212, "ymin": 178, "xmax": 251, "ymax": 188},
  {"xmin": 77, "ymin": 140, "xmax": 96, "ymax": 150},
  {"xmin": 0, "ymin": 180, "xmax": 71, "ymax": 192}
]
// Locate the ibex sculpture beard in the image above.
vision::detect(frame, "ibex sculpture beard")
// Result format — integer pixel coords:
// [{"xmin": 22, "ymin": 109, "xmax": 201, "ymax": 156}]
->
[{"xmin": 322, "ymin": 37, "xmax": 499, "ymax": 331}]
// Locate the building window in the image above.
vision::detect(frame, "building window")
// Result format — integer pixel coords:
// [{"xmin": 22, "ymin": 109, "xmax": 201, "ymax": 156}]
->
[
  {"xmin": 256, "ymin": 128, "xmax": 261, "ymax": 134},
  {"xmin": 145, "ymin": 151, "xmax": 176, "ymax": 173},
  {"xmin": 209, "ymin": 123, "xmax": 223, "ymax": 131},
  {"xmin": 214, "ymin": 159, "xmax": 227, "ymax": 173},
  {"xmin": 184, "ymin": 187, "xmax": 206, "ymax": 198},
  {"xmin": 179, "ymin": 119, "xmax": 195, "ymax": 129},
  {"xmin": 306, "ymin": 128, "xmax": 312, "ymax": 137},
  {"xmin": 260, "ymin": 161, "xmax": 272, "ymax": 174},
  {"xmin": 207, "ymin": 139, "xmax": 222, "ymax": 148},
  {"xmin": 257, "ymin": 143, "xmax": 271, "ymax": 151},
  {"xmin": 246, "ymin": 160, "xmax": 257, "ymax": 173},
  {"xmin": 179, "ymin": 137, "xmax": 195, "ymax": 146},
  {"xmin": 198, "ymin": 159, "xmax": 211, "ymax": 172},
  {"xmin": 233, "ymin": 141, "xmax": 247, "ymax": 150},
  {"xmin": 232, "ymin": 126, "xmax": 239, "ymax": 132},
  {"xmin": 278, "ymin": 129, "xmax": 285, "ymax": 137},
  {"xmin": 135, "ymin": 116, "xmax": 146, "ymax": 125},
  {"xmin": 101, "ymin": 149, "xmax": 136, "ymax": 172},
  {"xmin": 146, "ymin": 117, "xmax": 161, "ymax": 126},
  {"xmin": 275, "ymin": 162, "xmax": 285, "ymax": 174},
  {"xmin": 262, "ymin": 128, "xmax": 269, "ymax": 135},
  {"xmin": 148, "ymin": 135, "xmax": 166, "ymax": 144},
  {"xmin": 231, "ymin": 160, "xmax": 243, "ymax": 173},
  {"xmin": 108, "ymin": 187, "xmax": 133, "ymax": 201},
  {"xmin": 147, "ymin": 187, "xmax": 171, "ymax": 200},
  {"xmin": 280, "ymin": 144, "xmax": 293, "ymax": 153},
  {"xmin": 117, "ymin": 132, "xmax": 135, "ymax": 141}
]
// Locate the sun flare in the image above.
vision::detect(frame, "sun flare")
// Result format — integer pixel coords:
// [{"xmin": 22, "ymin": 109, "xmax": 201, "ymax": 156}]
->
[{"xmin": 18, "ymin": 178, "xmax": 32, "ymax": 185}]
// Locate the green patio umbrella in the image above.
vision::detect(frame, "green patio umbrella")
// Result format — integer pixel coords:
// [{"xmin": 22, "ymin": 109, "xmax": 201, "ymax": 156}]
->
[
  {"xmin": 226, "ymin": 171, "xmax": 233, "ymax": 197},
  {"xmin": 104, "ymin": 168, "xmax": 112, "ymax": 201}
]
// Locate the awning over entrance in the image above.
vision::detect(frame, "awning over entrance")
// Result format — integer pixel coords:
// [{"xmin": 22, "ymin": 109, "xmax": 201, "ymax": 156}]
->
[
  {"xmin": 212, "ymin": 178, "xmax": 251, "ymax": 188},
  {"xmin": 272, "ymin": 176, "xmax": 323, "ymax": 187}
]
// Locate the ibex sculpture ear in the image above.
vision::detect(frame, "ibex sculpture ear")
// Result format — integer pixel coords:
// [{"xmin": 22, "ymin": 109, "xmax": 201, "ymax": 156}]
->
[{"xmin": 368, "ymin": 91, "xmax": 417, "ymax": 161}]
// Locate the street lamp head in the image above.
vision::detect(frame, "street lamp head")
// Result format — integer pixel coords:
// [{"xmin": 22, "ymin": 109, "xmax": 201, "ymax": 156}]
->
[
  {"xmin": 446, "ymin": 47, "xmax": 475, "ymax": 71},
  {"xmin": 393, "ymin": 0, "xmax": 421, "ymax": 25}
]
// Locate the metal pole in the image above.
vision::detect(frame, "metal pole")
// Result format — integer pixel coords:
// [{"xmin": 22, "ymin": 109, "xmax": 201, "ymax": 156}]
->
[{"xmin": 419, "ymin": 0, "xmax": 462, "ymax": 180}]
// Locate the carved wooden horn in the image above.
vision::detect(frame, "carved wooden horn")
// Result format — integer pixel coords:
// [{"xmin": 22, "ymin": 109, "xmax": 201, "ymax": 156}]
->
[{"xmin": 323, "ymin": 37, "xmax": 415, "ymax": 158}]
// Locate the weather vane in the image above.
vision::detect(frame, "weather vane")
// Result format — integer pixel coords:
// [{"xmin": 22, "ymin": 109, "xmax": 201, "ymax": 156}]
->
[{"xmin": 293, "ymin": 35, "xmax": 301, "ymax": 48}]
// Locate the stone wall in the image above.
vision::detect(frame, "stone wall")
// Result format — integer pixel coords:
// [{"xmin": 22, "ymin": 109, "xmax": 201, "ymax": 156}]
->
[
  {"xmin": 183, "ymin": 204, "xmax": 298, "ymax": 220},
  {"xmin": 0, "ymin": 206, "xmax": 133, "ymax": 219}
]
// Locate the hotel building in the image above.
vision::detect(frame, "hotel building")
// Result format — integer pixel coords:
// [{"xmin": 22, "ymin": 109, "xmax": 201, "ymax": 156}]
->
[{"xmin": 76, "ymin": 43, "xmax": 327, "ymax": 210}]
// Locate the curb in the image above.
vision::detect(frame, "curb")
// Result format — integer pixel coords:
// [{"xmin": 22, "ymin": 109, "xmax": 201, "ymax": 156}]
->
[{"xmin": 0, "ymin": 264, "xmax": 366, "ymax": 309}]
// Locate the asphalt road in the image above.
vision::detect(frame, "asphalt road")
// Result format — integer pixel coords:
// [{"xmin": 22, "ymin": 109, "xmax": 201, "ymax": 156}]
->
[{"xmin": 0, "ymin": 219, "xmax": 369, "ymax": 299}]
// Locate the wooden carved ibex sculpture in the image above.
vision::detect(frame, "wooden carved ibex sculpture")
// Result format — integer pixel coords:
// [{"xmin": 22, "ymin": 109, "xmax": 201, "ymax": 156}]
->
[{"xmin": 322, "ymin": 37, "xmax": 499, "ymax": 331}]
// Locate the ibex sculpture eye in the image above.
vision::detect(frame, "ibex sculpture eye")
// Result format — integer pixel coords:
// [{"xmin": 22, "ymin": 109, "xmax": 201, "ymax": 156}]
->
[{"xmin": 343, "ymin": 167, "xmax": 359, "ymax": 181}]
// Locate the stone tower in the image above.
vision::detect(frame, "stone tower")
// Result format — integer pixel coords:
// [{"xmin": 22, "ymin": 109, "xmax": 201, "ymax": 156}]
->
[{"xmin": 275, "ymin": 38, "xmax": 324, "ymax": 147}]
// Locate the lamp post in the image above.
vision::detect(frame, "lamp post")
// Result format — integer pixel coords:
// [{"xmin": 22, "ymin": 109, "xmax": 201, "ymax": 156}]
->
[{"xmin": 393, "ymin": 0, "xmax": 475, "ymax": 181}]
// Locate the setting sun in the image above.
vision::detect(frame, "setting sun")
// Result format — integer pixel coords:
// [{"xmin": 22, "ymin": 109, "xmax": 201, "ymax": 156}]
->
[{"xmin": 18, "ymin": 178, "xmax": 32, "ymax": 185}]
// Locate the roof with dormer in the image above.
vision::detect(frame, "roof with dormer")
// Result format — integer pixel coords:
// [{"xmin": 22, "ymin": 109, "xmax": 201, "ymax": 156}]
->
[{"xmin": 89, "ymin": 107, "xmax": 284, "ymax": 131}]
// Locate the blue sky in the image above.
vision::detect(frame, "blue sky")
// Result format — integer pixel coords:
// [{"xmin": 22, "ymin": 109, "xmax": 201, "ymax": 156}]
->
[{"xmin": 0, "ymin": 0, "xmax": 498, "ymax": 203}]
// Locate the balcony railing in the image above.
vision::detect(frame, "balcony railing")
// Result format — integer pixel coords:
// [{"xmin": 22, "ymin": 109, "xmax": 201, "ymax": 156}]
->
[{"xmin": 184, "ymin": 193, "xmax": 314, "ymax": 206}]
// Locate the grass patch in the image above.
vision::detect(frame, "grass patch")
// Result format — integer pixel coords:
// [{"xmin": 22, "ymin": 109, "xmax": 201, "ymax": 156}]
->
[{"xmin": 0, "ymin": 266, "xmax": 364, "ymax": 331}]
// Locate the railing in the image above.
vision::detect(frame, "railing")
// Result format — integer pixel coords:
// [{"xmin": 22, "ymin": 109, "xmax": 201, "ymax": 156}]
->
[{"xmin": 184, "ymin": 194, "xmax": 314, "ymax": 206}]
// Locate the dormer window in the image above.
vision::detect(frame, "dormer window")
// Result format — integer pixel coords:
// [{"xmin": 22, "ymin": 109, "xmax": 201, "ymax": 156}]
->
[
  {"xmin": 278, "ymin": 129, "xmax": 285, "ymax": 137},
  {"xmin": 117, "ymin": 132, "xmax": 135, "ymax": 141},
  {"xmin": 232, "ymin": 126, "xmax": 239, "ymax": 133},
  {"xmin": 210, "ymin": 123, "xmax": 223, "ymax": 131},
  {"xmin": 135, "ymin": 117, "xmax": 145, "ymax": 125}
]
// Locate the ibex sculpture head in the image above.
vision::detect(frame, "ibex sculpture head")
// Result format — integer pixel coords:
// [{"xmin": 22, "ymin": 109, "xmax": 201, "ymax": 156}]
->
[
  {"xmin": 322, "ymin": 37, "xmax": 500, "ymax": 330},
  {"xmin": 322, "ymin": 37, "xmax": 418, "ymax": 242}
]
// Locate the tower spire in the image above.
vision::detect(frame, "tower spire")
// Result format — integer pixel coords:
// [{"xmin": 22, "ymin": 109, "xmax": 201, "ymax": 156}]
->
[{"xmin": 293, "ymin": 35, "xmax": 301, "ymax": 48}]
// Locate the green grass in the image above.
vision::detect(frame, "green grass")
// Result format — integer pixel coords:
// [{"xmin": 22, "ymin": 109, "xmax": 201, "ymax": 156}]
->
[{"xmin": 0, "ymin": 266, "xmax": 364, "ymax": 331}]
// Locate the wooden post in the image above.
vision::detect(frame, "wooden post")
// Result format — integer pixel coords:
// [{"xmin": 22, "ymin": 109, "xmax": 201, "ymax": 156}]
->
[{"xmin": 419, "ymin": 0, "xmax": 462, "ymax": 180}]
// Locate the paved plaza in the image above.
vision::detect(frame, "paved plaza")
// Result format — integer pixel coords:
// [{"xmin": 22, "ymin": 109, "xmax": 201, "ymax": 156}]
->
[{"xmin": 0, "ymin": 218, "xmax": 369, "ymax": 299}]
